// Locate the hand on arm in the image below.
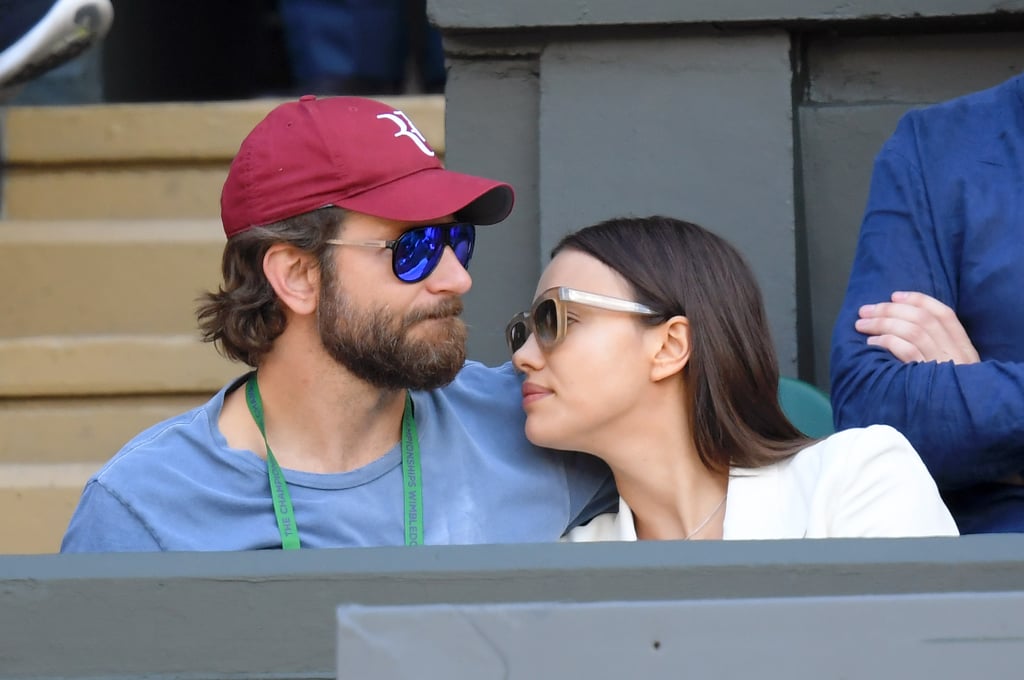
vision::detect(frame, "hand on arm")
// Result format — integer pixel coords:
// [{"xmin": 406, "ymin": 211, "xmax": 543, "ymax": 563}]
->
[
  {"xmin": 854, "ymin": 291, "xmax": 979, "ymax": 365},
  {"xmin": 852, "ymin": 290, "xmax": 1022, "ymax": 494},
  {"xmin": 831, "ymin": 117, "xmax": 1024, "ymax": 487}
]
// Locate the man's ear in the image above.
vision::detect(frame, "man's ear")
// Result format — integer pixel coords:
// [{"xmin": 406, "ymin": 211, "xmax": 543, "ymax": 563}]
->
[
  {"xmin": 263, "ymin": 244, "xmax": 320, "ymax": 316},
  {"xmin": 650, "ymin": 316, "xmax": 691, "ymax": 382}
]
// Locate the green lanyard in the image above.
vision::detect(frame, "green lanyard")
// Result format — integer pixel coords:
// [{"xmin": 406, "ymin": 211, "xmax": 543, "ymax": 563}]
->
[{"xmin": 244, "ymin": 375, "xmax": 424, "ymax": 549}]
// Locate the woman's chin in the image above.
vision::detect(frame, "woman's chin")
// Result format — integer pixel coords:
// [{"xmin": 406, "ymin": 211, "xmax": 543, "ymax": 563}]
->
[
  {"xmin": 523, "ymin": 423, "xmax": 547, "ymax": 448},
  {"xmin": 525, "ymin": 419, "xmax": 576, "ymax": 452}
]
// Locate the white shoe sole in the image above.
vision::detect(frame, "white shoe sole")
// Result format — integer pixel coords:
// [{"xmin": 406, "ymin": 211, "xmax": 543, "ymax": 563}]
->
[{"xmin": 0, "ymin": 0, "xmax": 114, "ymax": 90}]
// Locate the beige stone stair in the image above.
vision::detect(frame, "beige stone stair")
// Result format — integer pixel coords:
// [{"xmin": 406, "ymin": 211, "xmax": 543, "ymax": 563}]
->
[
  {"xmin": 0, "ymin": 218, "xmax": 238, "ymax": 553},
  {"xmin": 1, "ymin": 96, "xmax": 445, "ymax": 220},
  {"xmin": 0, "ymin": 96, "xmax": 446, "ymax": 553}
]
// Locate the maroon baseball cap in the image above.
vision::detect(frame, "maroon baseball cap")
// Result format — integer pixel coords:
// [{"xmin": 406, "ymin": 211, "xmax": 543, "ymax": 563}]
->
[{"xmin": 220, "ymin": 95, "xmax": 515, "ymax": 237}]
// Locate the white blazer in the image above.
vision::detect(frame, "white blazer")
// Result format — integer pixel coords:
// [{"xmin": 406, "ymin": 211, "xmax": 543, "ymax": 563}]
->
[{"xmin": 564, "ymin": 425, "xmax": 959, "ymax": 542}]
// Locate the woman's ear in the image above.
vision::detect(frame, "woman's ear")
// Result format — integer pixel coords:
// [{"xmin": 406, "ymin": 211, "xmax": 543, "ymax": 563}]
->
[
  {"xmin": 263, "ymin": 244, "xmax": 320, "ymax": 316},
  {"xmin": 650, "ymin": 315, "xmax": 691, "ymax": 382}
]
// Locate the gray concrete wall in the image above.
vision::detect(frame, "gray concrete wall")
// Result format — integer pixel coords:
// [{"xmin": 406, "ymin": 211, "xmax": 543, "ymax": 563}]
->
[
  {"xmin": 537, "ymin": 31, "xmax": 798, "ymax": 371},
  {"xmin": 432, "ymin": 0, "xmax": 1024, "ymax": 28},
  {"xmin": 437, "ymin": 0, "xmax": 1024, "ymax": 387},
  {"xmin": 446, "ymin": 60, "xmax": 543, "ymax": 356},
  {"xmin": 3, "ymin": 536, "xmax": 1024, "ymax": 679}
]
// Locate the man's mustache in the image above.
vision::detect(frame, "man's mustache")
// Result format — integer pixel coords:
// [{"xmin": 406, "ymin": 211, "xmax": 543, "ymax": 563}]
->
[{"xmin": 404, "ymin": 297, "xmax": 464, "ymax": 324}]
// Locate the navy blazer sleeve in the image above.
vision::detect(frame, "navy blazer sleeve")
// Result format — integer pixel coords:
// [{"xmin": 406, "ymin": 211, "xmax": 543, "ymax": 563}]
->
[{"xmin": 830, "ymin": 108, "xmax": 1024, "ymax": 490}]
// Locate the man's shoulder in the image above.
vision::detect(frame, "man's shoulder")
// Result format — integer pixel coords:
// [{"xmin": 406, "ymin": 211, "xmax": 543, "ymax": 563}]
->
[
  {"xmin": 452, "ymin": 359, "xmax": 520, "ymax": 387},
  {"xmin": 426, "ymin": 360, "xmax": 522, "ymax": 407},
  {"xmin": 913, "ymin": 72, "xmax": 1020, "ymax": 123},
  {"xmin": 891, "ymin": 73, "xmax": 1023, "ymax": 157},
  {"xmin": 92, "ymin": 376, "xmax": 243, "ymax": 485},
  {"xmin": 411, "ymin": 360, "xmax": 527, "ymax": 437}
]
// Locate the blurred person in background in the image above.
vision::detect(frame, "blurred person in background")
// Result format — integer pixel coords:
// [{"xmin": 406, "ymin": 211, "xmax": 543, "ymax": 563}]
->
[{"xmin": 279, "ymin": 0, "xmax": 445, "ymax": 96}]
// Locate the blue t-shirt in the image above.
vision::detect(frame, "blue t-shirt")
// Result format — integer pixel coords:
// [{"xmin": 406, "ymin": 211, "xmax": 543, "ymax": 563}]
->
[
  {"xmin": 830, "ymin": 72, "xmax": 1024, "ymax": 533},
  {"xmin": 61, "ymin": 361, "xmax": 613, "ymax": 551}
]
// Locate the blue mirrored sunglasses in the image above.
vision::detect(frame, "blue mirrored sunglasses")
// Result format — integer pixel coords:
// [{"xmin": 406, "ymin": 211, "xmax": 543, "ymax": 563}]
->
[{"xmin": 326, "ymin": 223, "xmax": 476, "ymax": 283}]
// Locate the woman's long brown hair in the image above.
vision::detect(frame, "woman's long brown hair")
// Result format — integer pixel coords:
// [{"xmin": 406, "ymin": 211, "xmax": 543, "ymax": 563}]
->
[{"xmin": 553, "ymin": 215, "xmax": 813, "ymax": 472}]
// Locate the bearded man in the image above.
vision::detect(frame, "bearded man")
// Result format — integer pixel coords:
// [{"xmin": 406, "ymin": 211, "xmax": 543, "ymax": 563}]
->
[{"xmin": 61, "ymin": 96, "xmax": 611, "ymax": 552}]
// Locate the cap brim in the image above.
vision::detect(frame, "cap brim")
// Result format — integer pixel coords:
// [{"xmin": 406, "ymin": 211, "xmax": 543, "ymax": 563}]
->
[{"xmin": 333, "ymin": 167, "xmax": 515, "ymax": 226}]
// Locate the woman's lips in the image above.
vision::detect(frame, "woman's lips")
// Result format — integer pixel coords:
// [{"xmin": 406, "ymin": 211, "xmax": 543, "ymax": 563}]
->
[{"xmin": 521, "ymin": 382, "xmax": 552, "ymax": 406}]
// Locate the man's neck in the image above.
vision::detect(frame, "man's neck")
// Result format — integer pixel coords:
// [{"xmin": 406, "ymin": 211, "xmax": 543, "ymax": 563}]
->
[{"xmin": 219, "ymin": 353, "xmax": 407, "ymax": 474}]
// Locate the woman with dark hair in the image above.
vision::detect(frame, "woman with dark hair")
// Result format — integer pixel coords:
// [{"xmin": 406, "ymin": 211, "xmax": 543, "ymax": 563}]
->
[{"xmin": 506, "ymin": 216, "xmax": 958, "ymax": 541}]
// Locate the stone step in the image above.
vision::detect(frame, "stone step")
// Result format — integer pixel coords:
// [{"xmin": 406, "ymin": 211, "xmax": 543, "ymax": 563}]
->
[
  {"xmin": 0, "ymin": 390, "xmax": 216, "ymax": 556},
  {"xmin": 1, "ymin": 95, "xmax": 445, "ymax": 220},
  {"xmin": 0, "ymin": 394, "xmax": 212, "ymax": 555},
  {"xmin": 0, "ymin": 218, "xmax": 241, "ymax": 553},
  {"xmin": 0, "ymin": 463, "xmax": 104, "ymax": 554},
  {"xmin": 0, "ymin": 218, "xmax": 238, "ymax": 397},
  {"xmin": 0, "ymin": 394, "xmax": 211, "ymax": 463}
]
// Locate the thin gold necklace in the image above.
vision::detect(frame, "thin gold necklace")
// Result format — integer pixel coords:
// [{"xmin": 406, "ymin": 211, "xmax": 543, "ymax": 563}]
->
[{"xmin": 683, "ymin": 493, "xmax": 728, "ymax": 540}]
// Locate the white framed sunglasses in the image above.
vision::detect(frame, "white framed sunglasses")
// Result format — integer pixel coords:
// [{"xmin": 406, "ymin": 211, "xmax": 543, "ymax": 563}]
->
[{"xmin": 505, "ymin": 286, "xmax": 660, "ymax": 354}]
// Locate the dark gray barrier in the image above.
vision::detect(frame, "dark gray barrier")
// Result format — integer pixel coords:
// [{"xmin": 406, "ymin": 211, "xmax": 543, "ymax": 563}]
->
[
  {"xmin": 337, "ymin": 593, "xmax": 1024, "ymax": 679},
  {"xmin": 432, "ymin": 0, "xmax": 1024, "ymax": 28},
  {"xmin": 2, "ymin": 536, "xmax": 1024, "ymax": 679}
]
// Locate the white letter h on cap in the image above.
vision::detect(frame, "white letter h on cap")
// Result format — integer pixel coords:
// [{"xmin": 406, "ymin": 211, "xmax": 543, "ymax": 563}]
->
[{"xmin": 377, "ymin": 111, "xmax": 436, "ymax": 157}]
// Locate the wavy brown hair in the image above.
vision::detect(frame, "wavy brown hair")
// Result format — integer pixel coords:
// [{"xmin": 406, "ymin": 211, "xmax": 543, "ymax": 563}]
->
[
  {"xmin": 552, "ymin": 215, "xmax": 813, "ymax": 472},
  {"xmin": 197, "ymin": 207, "xmax": 345, "ymax": 366}
]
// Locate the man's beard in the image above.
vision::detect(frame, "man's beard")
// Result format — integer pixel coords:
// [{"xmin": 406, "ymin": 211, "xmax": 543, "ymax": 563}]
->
[{"xmin": 317, "ymin": 274, "xmax": 468, "ymax": 391}]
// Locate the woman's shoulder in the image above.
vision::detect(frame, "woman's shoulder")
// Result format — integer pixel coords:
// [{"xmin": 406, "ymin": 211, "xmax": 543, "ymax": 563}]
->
[
  {"xmin": 793, "ymin": 424, "xmax": 916, "ymax": 467},
  {"xmin": 788, "ymin": 427, "xmax": 957, "ymax": 537},
  {"xmin": 767, "ymin": 424, "xmax": 927, "ymax": 494}
]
